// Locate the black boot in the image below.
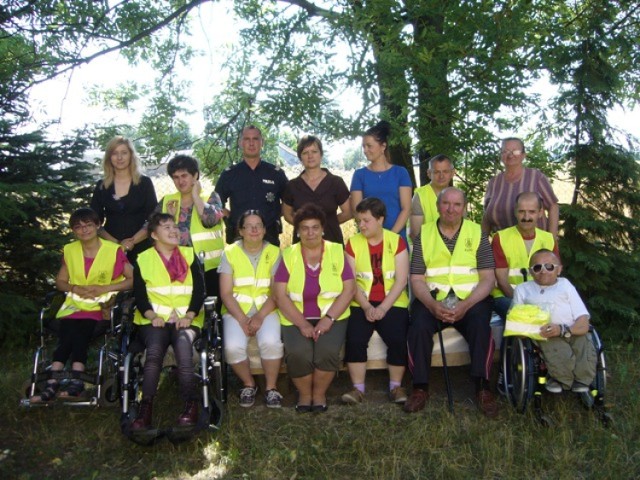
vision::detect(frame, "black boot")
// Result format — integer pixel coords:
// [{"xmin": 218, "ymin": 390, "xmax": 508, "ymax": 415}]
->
[{"xmin": 131, "ymin": 397, "xmax": 153, "ymax": 430}]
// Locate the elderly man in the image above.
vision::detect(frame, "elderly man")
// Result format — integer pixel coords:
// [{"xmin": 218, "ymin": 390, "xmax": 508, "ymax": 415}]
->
[
  {"xmin": 409, "ymin": 154, "xmax": 456, "ymax": 240},
  {"xmin": 215, "ymin": 125, "xmax": 288, "ymax": 246},
  {"xmin": 405, "ymin": 187, "xmax": 498, "ymax": 417},
  {"xmin": 492, "ymin": 191, "xmax": 560, "ymax": 321}
]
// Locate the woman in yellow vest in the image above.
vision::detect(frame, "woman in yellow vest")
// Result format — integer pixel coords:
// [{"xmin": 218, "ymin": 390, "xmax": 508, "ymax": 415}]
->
[
  {"xmin": 273, "ymin": 204, "xmax": 355, "ymax": 413},
  {"xmin": 219, "ymin": 210, "xmax": 284, "ymax": 408},
  {"xmin": 30, "ymin": 208, "xmax": 133, "ymax": 403},
  {"xmin": 341, "ymin": 197, "xmax": 410, "ymax": 405},
  {"xmin": 158, "ymin": 155, "xmax": 225, "ymax": 298},
  {"xmin": 130, "ymin": 213, "xmax": 206, "ymax": 430}
]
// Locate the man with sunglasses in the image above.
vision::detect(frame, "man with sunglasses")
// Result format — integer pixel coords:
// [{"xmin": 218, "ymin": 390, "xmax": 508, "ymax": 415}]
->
[
  {"xmin": 512, "ymin": 249, "xmax": 596, "ymax": 394},
  {"xmin": 491, "ymin": 192, "xmax": 560, "ymax": 321},
  {"xmin": 405, "ymin": 187, "xmax": 498, "ymax": 417}
]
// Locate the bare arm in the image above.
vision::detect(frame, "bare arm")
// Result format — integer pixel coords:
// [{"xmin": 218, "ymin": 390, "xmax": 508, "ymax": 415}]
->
[
  {"xmin": 273, "ymin": 281, "xmax": 307, "ymax": 329},
  {"xmin": 336, "ymin": 198, "xmax": 352, "ymax": 224},
  {"xmin": 410, "ymin": 214, "xmax": 424, "ymax": 240},
  {"xmin": 350, "ymin": 190, "xmax": 363, "ymax": 215},
  {"xmin": 377, "ymin": 248, "xmax": 409, "ymax": 313},
  {"xmin": 390, "ymin": 186, "xmax": 412, "ymax": 235},
  {"xmin": 452, "ymin": 268, "xmax": 496, "ymax": 321},
  {"xmin": 495, "ymin": 267, "xmax": 514, "ymax": 298},
  {"xmin": 282, "ymin": 203, "xmax": 295, "ymax": 225},
  {"xmin": 547, "ymin": 202, "xmax": 559, "ymax": 238}
]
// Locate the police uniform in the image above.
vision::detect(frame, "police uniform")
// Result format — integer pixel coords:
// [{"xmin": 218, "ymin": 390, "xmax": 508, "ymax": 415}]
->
[{"xmin": 215, "ymin": 160, "xmax": 288, "ymax": 246}]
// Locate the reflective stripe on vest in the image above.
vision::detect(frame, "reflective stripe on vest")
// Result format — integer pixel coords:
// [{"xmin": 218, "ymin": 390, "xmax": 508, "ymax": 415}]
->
[
  {"xmin": 492, "ymin": 226, "xmax": 556, "ymax": 297},
  {"xmin": 162, "ymin": 192, "xmax": 224, "ymax": 271},
  {"xmin": 221, "ymin": 241, "xmax": 280, "ymax": 315},
  {"xmin": 57, "ymin": 240, "xmax": 123, "ymax": 318},
  {"xmin": 278, "ymin": 241, "xmax": 349, "ymax": 326},
  {"xmin": 415, "ymin": 184, "xmax": 439, "ymax": 224},
  {"xmin": 350, "ymin": 230, "xmax": 409, "ymax": 308},
  {"xmin": 133, "ymin": 246, "xmax": 204, "ymax": 327},
  {"xmin": 421, "ymin": 220, "xmax": 481, "ymax": 301}
]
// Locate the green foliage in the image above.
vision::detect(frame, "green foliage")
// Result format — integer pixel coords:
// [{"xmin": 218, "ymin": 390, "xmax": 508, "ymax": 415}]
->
[
  {"xmin": 343, "ymin": 145, "xmax": 367, "ymax": 171},
  {"xmin": 0, "ymin": 122, "xmax": 93, "ymax": 346}
]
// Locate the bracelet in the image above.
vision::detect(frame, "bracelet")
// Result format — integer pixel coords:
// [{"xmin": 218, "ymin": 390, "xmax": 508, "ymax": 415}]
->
[{"xmin": 325, "ymin": 314, "xmax": 336, "ymax": 323}]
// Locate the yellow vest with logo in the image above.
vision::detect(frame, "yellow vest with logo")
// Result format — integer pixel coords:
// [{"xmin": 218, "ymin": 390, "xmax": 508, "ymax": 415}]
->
[
  {"xmin": 349, "ymin": 230, "xmax": 409, "ymax": 308},
  {"xmin": 134, "ymin": 246, "xmax": 204, "ymax": 328},
  {"xmin": 222, "ymin": 241, "xmax": 280, "ymax": 315},
  {"xmin": 492, "ymin": 226, "xmax": 556, "ymax": 297},
  {"xmin": 57, "ymin": 240, "xmax": 123, "ymax": 318},
  {"xmin": 415, "ymin": 184, "xmax": 439, "ymax": 224},
  {"xmin": 421, "ymin": 220, "xmax": 482, "ymax": 301},
  {"xmin": 278, "ymin": 241, "xmax": 349, "ymax": 326},
  {"xmin": 162, "ymin": 192, "xmax": 224, "ymax": 271}
]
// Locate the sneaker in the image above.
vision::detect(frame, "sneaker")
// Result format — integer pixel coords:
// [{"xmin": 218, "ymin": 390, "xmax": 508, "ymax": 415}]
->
[
  {"xmin": 389, "ymin": 386, "xmax": 407, "ymax": 404},
  {"xmin": 403, "ymin": 388, "xmax": 429, "ymax": 413},
  {"xmin": 239, "ymin": 385, "xmax": 258, "ymax": 407},
  {"xmin": 341, "ymin": 388, "xmax": 364, "ymax": 404},
  {"xmin": 265, "ymin": 389, "xmax": 283, "ymax": 408},
  {"xmin": 545, "ymin": 378, "xmax": 563, "ymax": 394},
  {"xmin": 476, "ymin": 390, "xmax": 499, "ymax": 418},
  {"xmin": 571, "ymin": 381, "xmax": 590, "ymax": 393}
]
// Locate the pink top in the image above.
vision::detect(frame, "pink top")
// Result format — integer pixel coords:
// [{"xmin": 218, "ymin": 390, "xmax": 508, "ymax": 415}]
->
[
  {"xmin": 274, "ymin": 258, "xmax": 354, "ymax": 318},
  {"xmin": 62, "ymin": 248, "xmax": 128, "ymax": 321},
  {"xmin": 483, "ymin": 167, "xmax": 558, "ymax": 234}
]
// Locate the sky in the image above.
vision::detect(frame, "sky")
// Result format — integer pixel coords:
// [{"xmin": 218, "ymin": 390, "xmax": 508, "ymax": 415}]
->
[{"xmin": 26, "ymin": 1, "xmax": 640, "ymax": 159}]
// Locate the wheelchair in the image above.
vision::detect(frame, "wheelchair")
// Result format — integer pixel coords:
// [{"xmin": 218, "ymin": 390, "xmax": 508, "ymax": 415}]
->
[
  {"xmin": 20, "ymin": 290, "xmax": 133, "ymax": 408},
  {"xmin": 502, "ymin": 326, "xmax": 610, "ymax": 426},
  {"xmin": 119, "ymin": 296, "xmax": 226, "ymax": 445}
]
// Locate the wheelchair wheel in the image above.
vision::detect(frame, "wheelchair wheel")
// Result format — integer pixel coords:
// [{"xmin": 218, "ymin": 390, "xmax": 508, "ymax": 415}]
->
[
  {"xmin": 99, "ymin": 376, "xmax": 120, "ymax": 407},
  {"xmin": 503, "ymin": 336, "xmax": 535, "ymax": 413}
]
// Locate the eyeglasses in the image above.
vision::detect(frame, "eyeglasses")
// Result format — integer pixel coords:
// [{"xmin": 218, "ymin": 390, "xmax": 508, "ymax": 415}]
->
[
  {"xmin": 530, "ymin": 263, "xmax": 560, "ymax": 273},
  {"xmin": 429, "ymin": 169, "xmax": 453, "ymax": 175},
  {"xmin": 501, "ymin": 149, "xmax": 523, "ymax": 156},
  {"xmin": 244, "ymin": 209, "xmax": 261, "ymax": 216},
  {"xmin": 242, "ymin": 224, "xmax": 264, "ymax": 231}
]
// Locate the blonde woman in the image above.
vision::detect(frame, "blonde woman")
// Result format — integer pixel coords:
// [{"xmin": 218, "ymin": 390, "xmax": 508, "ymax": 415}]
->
[{"xmin": 90, "ymin": 136, "xmax": 157, "ymax": 262}]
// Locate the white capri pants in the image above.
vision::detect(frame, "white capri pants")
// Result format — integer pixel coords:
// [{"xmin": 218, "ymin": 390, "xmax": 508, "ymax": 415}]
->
[{"xmin": 223, "ymin": 311, "xmax": 284, "ymax": 364}]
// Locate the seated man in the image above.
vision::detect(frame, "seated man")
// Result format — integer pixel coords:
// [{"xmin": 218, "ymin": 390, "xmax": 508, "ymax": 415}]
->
[
  {"xmin": 405, "ymin": 187, "xmax": 498, "ymax": 417},
  {"xmin": 512, "ymin": 249, "xmax": 596, "ymax": 393},
  {"xmin": 492, "ymin": 192, "xmax": 559, "ymax": 321}
]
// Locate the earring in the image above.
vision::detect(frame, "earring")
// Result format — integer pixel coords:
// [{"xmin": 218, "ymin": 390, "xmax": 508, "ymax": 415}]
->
[{"xmin": 296, "ymin": 232, "xmax": 300, "ymax": 238}]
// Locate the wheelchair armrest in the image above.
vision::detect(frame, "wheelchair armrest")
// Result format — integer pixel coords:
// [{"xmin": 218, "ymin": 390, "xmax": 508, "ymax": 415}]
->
[{"xmin": 41, "ymin": 291, "xmax": 67, "ymax": 332}]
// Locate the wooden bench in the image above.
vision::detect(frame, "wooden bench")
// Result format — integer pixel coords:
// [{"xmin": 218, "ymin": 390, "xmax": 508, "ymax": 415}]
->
[{"xmin": 246, "ymin": 323, "xmax": 504, "ymax": 374}]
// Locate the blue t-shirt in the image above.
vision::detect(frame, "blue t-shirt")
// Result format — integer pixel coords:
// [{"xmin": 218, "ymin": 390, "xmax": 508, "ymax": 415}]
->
[{"xmin": 350, "ymin": 165, "xmax": 412, "ymax": 241}]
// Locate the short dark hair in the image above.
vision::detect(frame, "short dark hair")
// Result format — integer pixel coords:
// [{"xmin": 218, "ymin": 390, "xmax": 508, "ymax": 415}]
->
[
  {"xmin": 293, "ymin": 203, "xmax": 326, "ymax": 232},
  {"xmin": 147, "ymin": 212, "xmax": 175, "ymax": 237},
  {"xmin": 296, "ymin": 135, "xmax": 323, "ymax": 159},
  {"xmin": 237, "ymin": 209, "xmax": 267, "ymax": 231},
  {"xmin": 355, "ymin": 197, "xmax": 386, "ymax": 220},
  {"xmin": 167, "ymin": 154, "xmax": 199, "ymax": 177},
  {"xmin": 241, "ymin": 125, "xmax": 263, "ymax": 138},
  {"xmin": 501, "ymin": 137, "xmax": 525, "ymax": 153},
  {"xmin": 428, "ymin": 154, "xmax": 455, "ymax": 170},
  {"xmin": 69, "ymin": 208, "xmax": 101, "ymax": 229}
]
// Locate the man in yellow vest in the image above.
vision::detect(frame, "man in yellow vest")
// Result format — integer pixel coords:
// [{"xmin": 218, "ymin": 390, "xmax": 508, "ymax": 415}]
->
[
  {"xmin": 405, "ymin": 187, "xmax": 498, "ymax": 417},
  {"xmin": 409, "ymin": 154, "xmax": 456, "ymax": 240},
  {"xmin": 492, "ymin": 192, "xmax": 560, "ymax": 321},
  {"xmin": 158, "ymin": 155, "xmax": 226, "ymax": 298}
]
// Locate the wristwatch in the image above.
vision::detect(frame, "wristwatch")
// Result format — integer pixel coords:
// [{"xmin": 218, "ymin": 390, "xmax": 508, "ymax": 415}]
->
[
  {"xmin": 325, "ymin": 314, "xmax": 336, "ymax": 323},
  {"xmin": 561, "ymin": 325, "xmax": 572, "ymax": 338}
]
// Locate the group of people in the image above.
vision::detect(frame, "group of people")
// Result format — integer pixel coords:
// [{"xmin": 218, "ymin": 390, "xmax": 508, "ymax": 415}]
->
[{"xmin": 32, "ymin": 122, "xmax": 596, "ymax": 428}]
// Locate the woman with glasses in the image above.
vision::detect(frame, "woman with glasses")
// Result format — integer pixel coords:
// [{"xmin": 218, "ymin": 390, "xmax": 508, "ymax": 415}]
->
[
  {"xmin": 482, "ymin": 137, "xmax": 559, "ymax": 237},
  {"xmin": 282, "ymin": 135, "xmax": 351, "ymax": 244},
  {"xmin": 30, "ymin": 208, "xmax": 133, "ymax": 403},
  {"xmin": 274, "ymin": 203, "xmax": 355, "ymax": 413},
  {"xmin": 90, "ymin": 136, "xmax": 157, "ymax": 263},
  {"xmin": 219, "ymin": 210, "xmax": 284, "ymax": 408}
]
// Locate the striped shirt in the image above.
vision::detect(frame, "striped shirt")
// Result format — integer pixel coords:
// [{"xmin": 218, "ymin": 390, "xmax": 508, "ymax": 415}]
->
[{"xmin": 483, "ymin": 168, "xmax": 558, "ymax": 234}]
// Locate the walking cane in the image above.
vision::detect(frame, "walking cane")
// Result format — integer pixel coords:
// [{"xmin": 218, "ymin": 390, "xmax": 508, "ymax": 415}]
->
[{"xmin": 433, "ymin": 289, "xmax": 454, "ymax": 414}]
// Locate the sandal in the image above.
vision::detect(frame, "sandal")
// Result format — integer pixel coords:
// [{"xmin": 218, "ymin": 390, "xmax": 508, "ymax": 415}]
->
[
  {"xmin": 31, "ymin": 381, "xmax": 60, "ymax": 403},
  {"xmin": 61, "ymin": 379, "xmax": 85, "ymax": 398}
]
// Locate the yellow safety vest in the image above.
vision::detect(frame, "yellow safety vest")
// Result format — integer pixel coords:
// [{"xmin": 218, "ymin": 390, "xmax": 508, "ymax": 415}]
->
[
  {"xmin": 492, "ymin": 226, "xmax": 556, "ymax": 296},
  {"xmin": 162, "ymin": 192, "xmax": 224, "ymax": 271},
  {"xmin": 349, "ymin": 230, "xmax": 409, "ymax": 308},
  {"xmin": 421, "ymin": 220, "xmax": 482, "ymax": 301},
  {"xmin": 415, "ymin": 184, "xmax": 439, "ymax": 224},
  {"xmin": 134, "ymin": 246, "xmax": 204, "ymax": 328},
  {"xmin": 221, "ymin": 241, "xmax": 280, "ymax": 315},
  {"xmin": 278, "ymin": 241, "xmax": 349, "ymax": 326},
  {"xmin": 57, "ymin": 240, "xmax": 123, "ymax": 318}
]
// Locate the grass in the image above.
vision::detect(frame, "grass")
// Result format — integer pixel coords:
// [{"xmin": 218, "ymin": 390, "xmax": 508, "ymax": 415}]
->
[{"xmin": 1, "ymin": 342, "xmax": 640, "ymax": 480}]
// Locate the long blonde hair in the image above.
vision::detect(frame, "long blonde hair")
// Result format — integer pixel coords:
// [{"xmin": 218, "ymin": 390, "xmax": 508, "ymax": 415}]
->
[{"xmin": 101, "ymin": 136, "xmax": 142, "ymax": 188}]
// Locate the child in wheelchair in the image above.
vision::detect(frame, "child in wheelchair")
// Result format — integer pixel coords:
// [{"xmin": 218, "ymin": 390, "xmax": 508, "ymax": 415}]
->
[
  {"xmin": 30, "ymin": 207, "xmax": 133, "ymax": 403},
  {"xmin": 129, "ymin": 212, "xmax": 205, "ymax": 430},
  {"xmin": 512, "ymin": 249, "xmax": 596, "ymax": 394}
]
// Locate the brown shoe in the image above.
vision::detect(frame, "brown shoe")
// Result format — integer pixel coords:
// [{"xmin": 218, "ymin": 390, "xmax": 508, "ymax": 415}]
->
[
  {"xmin": 131, "ymin": 398, "xmax": 153, "ymax": 430},
  {"xmin": 389, "ymin": 386, "xmax": 408, "ymax": 404},
  {"xmin": 341, "ymin": 388, "xmax": 364, "ymax": 404},
  {"xmin": 476, "ymin": 390, "xmax": 499, "ymax": 418},
  {"xmin": 177, "ymin": 400, "xmax": 199, "ymax": 426},
  {"xmin": 403, "ymin": 388, "xmax": 429, "ymax": 413}
]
